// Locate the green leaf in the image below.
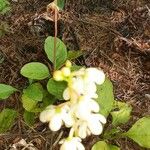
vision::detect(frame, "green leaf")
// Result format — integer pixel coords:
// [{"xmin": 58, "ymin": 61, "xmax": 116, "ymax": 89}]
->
[
  {"xmin": 23, "ymin": 111, "xmax": 35, "ymax": 126},
  {"xmin": 71, "ymin": 65, "xmax": 83, "ymax": 71},
  {"xmin": 123, "ymin": 117, "xmax": 150, "ymax": 148},
  {"xmin": 22, "ymin": 86, "xmax": 54, "ymax": 112},
  {"xmin": 1, "ymin": 6, "xmax": 10, "ymax": 14},
  {"xmin": 96, "ymin": 78, "xmax": 114, "ymax": 117},
  {"xmin": 92, "ymin": 141, "xmax": 109, "ymax": 150},
  {"xmin": 44, "ymin": 36, "xmax": 67, "ymax": 69},
  {"xmin": 0, "ymin": 109, "xmax": 17, "ymax": 133},
  {"xmin": 47, "ymin": 79, "xmax": 67, "ymax": 99},
  {"xmin": 23, "ymin": 83, "xmax": 43, "ymax": 102},
  {"xmin": 108, "ymin": 145, "xmax": 120, "ymax": 150},
  {"xmin": 111, "ymin": 101, "xmax": 132, "ymax": 126},
  {"xmin": 54, "ymin": 0, "xmax": 65, "ymax": 10},
  {"xmin": 92, "ymin": 141, "xmax": 120, "ymax": 150},
  {"xmin": 104, "ymin": 128, "xmax": 120, "ymax": 140},
  {"xmin": 67, "ymin": 50, "xmax": 83, "ymax": 60},
  {"xmin": 0, "ymin": 0, "xmax": 11, "ymax": 14},
  {"xmin": 42, "ymin": 90, "xmax": 57, "ymax": 107},
  {"xmin": 22, "ymin": 94, "xmax": 38, "ymax": 112},
  {"xmin": 21, "ymin": 62, "xmax": 50, "ymax": 80},
  {"xmin": 0, "ymin": 84, "xmax": 17, "ymax": 100}
]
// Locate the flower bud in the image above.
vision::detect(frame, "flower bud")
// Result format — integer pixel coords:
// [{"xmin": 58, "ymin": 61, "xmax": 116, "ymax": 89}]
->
[
  {"xmin": 65, "ymin": 60, "xmax": 72, "ymax": 68},
  {"xmin": 60, "ymin": 137, "xmax": 85, "ymax": 150},
  {"xmin": 61, "ymin": 67, "xmax": 71, "ymax": 77},
  {"xmin": 53, "ymin": 70, "xmax": 64, "ymax": 81}
]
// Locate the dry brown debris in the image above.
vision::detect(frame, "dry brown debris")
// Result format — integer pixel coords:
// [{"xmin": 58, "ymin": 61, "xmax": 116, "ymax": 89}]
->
[{"xmin": 0, "ymin": 0, "xmax": 150, "ymax": 150}]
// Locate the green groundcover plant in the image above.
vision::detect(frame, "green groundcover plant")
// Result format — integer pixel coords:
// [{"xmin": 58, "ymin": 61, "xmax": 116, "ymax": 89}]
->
[
  {"xmin": 0, "ymin": 0, "xmax": 11, "ymax": 37},
  {"xmin": 0, "ymin": 1, "xmax": 150, "ymax": 150},
  {"xmin": 0, "ymin": 0, "xmax": 11, "ymax": 15}
]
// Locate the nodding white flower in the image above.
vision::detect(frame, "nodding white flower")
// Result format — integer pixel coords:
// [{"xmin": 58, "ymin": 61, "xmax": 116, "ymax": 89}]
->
[
  {"xmin": 77, "ymin": 114, "xmax": 106, "ymax": 138},
  {"xmin": 85, "ymin": 68, "xmax": 105, "ymax": 85},
  {"xmin": 87, "ymin": 113, "xmax": 106, "ymax": 135},
  {"xmin": 60, "ymin": 137, "xmax": 85, "ymax": 150},
  {"xmin": 72, "ymin": 77, "xmax": 84, "ymax": 93},
  {"xmin": 63, "ymin": 77, "xmax": 98, "ymax": 101},
  {"xmin": 63, "ymin": 87, "xmax": 79, "ymax": 102},
  {"xmin": 76, "ymin": 121, "xmax": 91, "ymax": 139},
  {"xmin": 75, "ymin": 96, "xmax": 100, "ymax": 120},
  {"xmin": 63, "ymin": 77, "xmax": 84, "ymax": 101},
  {"xmin": 39, "ymin": 105, "xmax": 55, "ymax": 123},
  {"xmin": 40, "ymin": 63, "xmax": 107, "ymax": 146},
  {"xmin": 83, "ymin": 81, "xmax": 98, "ymax": 98},
  {"xmin": 40, "ymin": 104, "xmax": 74, "ymax": 131}
]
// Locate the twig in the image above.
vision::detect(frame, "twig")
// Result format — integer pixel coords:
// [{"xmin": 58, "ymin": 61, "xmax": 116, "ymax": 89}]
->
[
  {"xmin": 51, "ymin": 131, "xmax": 63, "ymax": 149},
  {"xmin": 20, "ymin": 120, "xmax": 51, "ymax": 145}
]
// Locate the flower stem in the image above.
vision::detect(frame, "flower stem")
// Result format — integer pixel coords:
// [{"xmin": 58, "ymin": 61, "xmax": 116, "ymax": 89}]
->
[
  {"xmin": 69, "ymin": 127, "xmax": 75, "ymax": 139},
  {"xmin": 54, "ymin": 0, "xmax": 58, "ymax": 71}
]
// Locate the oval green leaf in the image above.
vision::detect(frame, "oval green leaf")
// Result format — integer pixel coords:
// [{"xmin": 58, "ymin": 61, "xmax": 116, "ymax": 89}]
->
[
  {"xmin": 108, "ymin": 145, "xmax": 120, "ymax": 150},
  {"xmin": 22, "ymin": 94, "xmax": 38, "ymax": 112},
  {"xmin": 124, "ymin": 117, "xmax": 150, "ymax": 148},
  {"xmin": 23, "ymin": 111, "xmax": 35, "ymax": 126},
  {"xmin": 44, "ymin": 36, "xmax": 67, "ymax": 69},
  {"xmin": 96, "ymin": 78, "xmax": 114, "ymax": 117},
  {"xmin": 92, "ymin": 141, "xmax": 109, "ymax": 150},
  {"xmin": 23, "ymin": 83, "xmax": 43, "ymax": 102},
  {"xmin": 92, "ymin": 141, "xmax": 120, "ymax": 150},
  {"xmin": 0, "ymin": 84, "xmax": 17, "ymax": 100},
  {"xmin": 0, "ymin": 0, "xmax": 11, "ymax": 15},
  {"xmin": 54, "ymin": 0, "xmax": 65, "ymax": 10},
  {"xmin": 42, "ymin": 90, "xmax": 57, "ymax": 107},
  {"xmin": 67, "ymin": 50, "xmax": 83, "ymax": 60},
  {"xmin": 47, "ymin": 79, "xmax": 67, "ymax": 100},
  {"xmin": 0, "ymin": 109, "xmax": 17, "ymax": 133},
  {"xmin": 20, "ymin": 62, "xmax": 50, "ymax": 80},
  {"xmin": 111, "ymin": 101, "xmax": 132, "ymax": 126}
]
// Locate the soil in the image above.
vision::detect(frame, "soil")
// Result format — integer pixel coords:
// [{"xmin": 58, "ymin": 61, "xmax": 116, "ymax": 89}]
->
[{"xmin": 0, "ymin": 0, "xmax": 150, "ymax": 150}]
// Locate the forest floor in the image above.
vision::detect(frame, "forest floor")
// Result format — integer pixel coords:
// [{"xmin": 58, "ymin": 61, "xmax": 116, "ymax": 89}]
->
[{"xmin": 0, "ymin": 0, "xmax": 150, "ymax": 150}]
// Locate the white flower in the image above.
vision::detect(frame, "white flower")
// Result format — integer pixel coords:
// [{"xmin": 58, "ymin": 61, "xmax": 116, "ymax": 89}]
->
[
  {"xmin": 39, "ymin": 105, "xmax": 55, "ymax": 122},
  {"xmin": 71, "ymin": 77, "xmax": 84, "ymax": 95},
  {"xmin": 76, "ymin": 121, "xmax": 91, "ymax": 139},
  {"xmin": 40, "ymin": 63, "xmax": 107, "ymax": 146},
  {"xmin": 40, "ymin": 104, "xmax": 74, "ymax": 131},
  {"xmin": 72, "ymin": 68, "xmax": 85, "ymax": 76},
  {"xmin": 87, "ymin": 113, "xmax": 106, "ymax": 135},
  {"xmin": 63, "ymin": 77, "xmax": 97, "ymax": 100},
  {"xmin": 75, "ymin": 96, "xmax": 100, "ymax": 120},
  {"xmin": 63, "ymin": 88, "xmax": 71, "ymax": 100},
  {"xmin": 60, "ymin": 137, "xmax": 85, "ymax": 150},
  {"xmin": 63, "ymin": 77, "xmax": 84, "ymax": 101},
  {"xmin": 85, "ymin": 68, "xmax": 105, "ymax": 85},
  {"xmin": 83, "ymin": 81, "xmax": 98, "ymax": 98},
  {"xmin": 77, "ymin": 114, "xmax": 106, "ymax": 138}
]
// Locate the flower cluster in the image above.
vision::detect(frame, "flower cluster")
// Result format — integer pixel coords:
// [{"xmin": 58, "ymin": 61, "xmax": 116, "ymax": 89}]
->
[{"xmin": 40, "ymin": 61, "xmax": 106, "ymax": 150}]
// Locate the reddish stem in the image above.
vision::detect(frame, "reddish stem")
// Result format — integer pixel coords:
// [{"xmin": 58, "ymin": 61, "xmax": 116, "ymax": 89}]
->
[{"xmin": 54, "ymin": 6, "xmax": 58, "ymax": 70}]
